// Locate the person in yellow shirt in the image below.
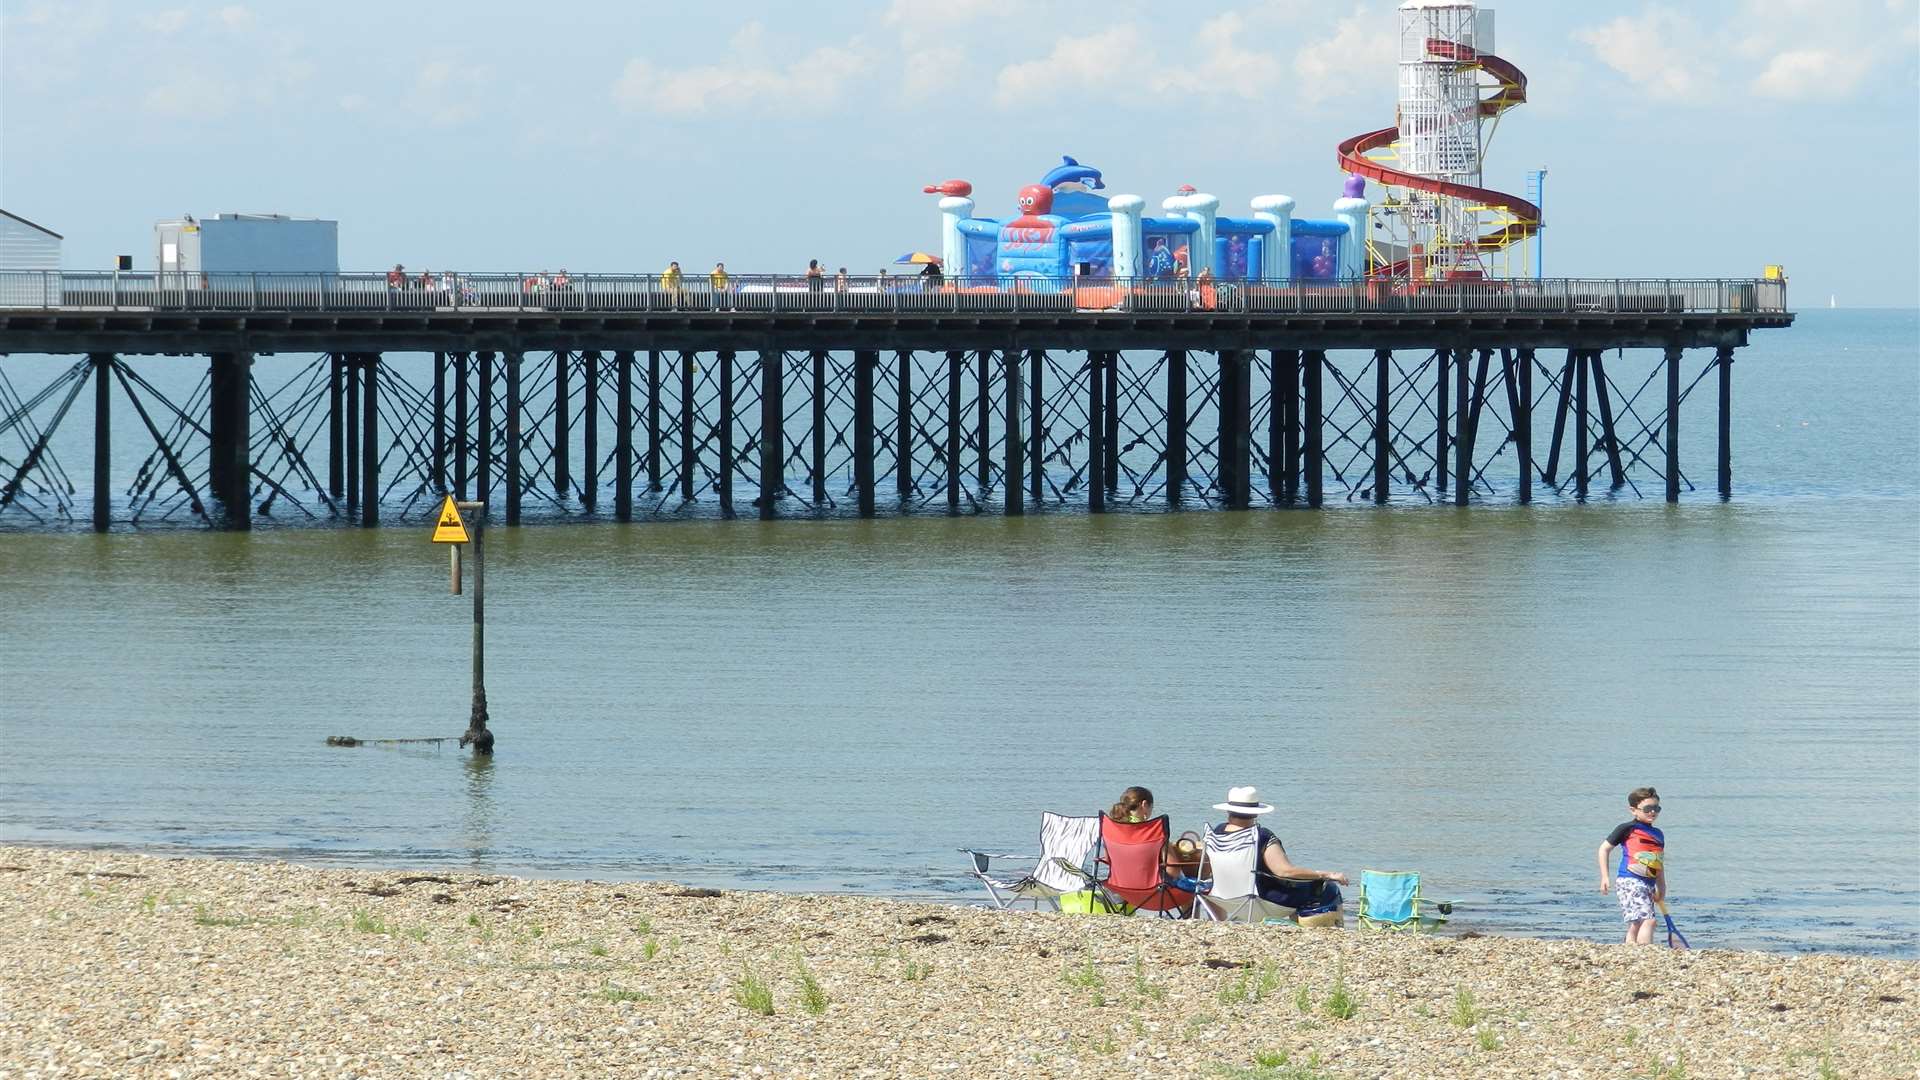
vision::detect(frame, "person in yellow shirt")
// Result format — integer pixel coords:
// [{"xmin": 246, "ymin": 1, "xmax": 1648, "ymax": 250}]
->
[
  {"xmin": 660, "ymin": 261, "xmax": 682, "ymax": 309},
  {"xmin": 710, "ymin": 262, "xmax": 729, "ymax": 311}
]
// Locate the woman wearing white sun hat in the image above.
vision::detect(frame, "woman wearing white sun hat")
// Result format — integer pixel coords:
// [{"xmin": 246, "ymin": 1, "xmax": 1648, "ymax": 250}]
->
[{"xmin": 1211, "ymin": 786, "xmax": 1349, "ymax": 924}]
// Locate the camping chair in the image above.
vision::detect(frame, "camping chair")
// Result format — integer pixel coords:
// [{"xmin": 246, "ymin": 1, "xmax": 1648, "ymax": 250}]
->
[
  {"xmin": 1062, "ymin": 814, "xmax": 1195, "ymax": 918},
  {"xmin": 961, "ymin": 812, "xmax": 1101, "ymax": 911},
  {"xmin": 1356, "ymin": 869, "xmax": 1452, "ymax": 932},
  {"xmin": 1192, "ymin": 824, "xmax": 1299, "ymax": 924}
]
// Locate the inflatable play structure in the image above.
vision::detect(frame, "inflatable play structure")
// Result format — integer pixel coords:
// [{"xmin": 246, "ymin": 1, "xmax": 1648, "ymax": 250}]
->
[
  {"xmin": 928, "ymin": 160, "xmax": 1368, "ymax": 288},
  {"xmin": 921, "ymin": 1, "xmax": 1536, "ymax": 287}
]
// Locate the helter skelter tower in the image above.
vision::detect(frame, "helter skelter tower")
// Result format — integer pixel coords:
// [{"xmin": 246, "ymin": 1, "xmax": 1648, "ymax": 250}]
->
[{"xmin": 1339, "ymin": 0, "xmax": 1539, "ymax": 280}]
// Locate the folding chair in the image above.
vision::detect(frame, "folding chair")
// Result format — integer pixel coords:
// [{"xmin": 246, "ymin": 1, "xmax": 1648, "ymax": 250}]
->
[
  {"xmin": 961, "ymin": 812, "xmax": 1101, "ymax": 911},
  {"xmin": 1192, "ymin": 824, "xmax": 1299, "ymax": 924},
  {"xmin": 1356, "ymin": 869, "xmax": 1452, "ymax": 932},
  {"xmin": 1067, "ymin": 814, "xmax": 1195, "ymax": 918}
]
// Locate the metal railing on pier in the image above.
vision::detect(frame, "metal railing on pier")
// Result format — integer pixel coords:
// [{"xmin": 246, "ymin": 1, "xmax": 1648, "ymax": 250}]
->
[{"xmin": 0, "ymin": 271, "xmax": 1787, "ymax": 317}]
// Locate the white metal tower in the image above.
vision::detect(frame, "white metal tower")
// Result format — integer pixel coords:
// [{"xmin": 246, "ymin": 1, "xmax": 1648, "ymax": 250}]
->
[{"xmin": 1395, "ymin": 0, "xmax": 1494, "ymax": 277}]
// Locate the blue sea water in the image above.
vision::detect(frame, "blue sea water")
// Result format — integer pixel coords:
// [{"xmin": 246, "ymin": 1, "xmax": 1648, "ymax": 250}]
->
[{"xmin": 0, "ymin": 309, "xmax": 1914, "ymax": 957}]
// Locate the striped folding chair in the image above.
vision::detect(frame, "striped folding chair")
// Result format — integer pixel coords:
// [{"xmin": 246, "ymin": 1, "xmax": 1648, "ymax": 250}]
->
[
  {"xmin": 961, "ymin": 812, "xmax": 1101, "ymax": 911},
  {"xmin": 1192, "ymin": 824, "xmax": 1300, "ymax": 924}
]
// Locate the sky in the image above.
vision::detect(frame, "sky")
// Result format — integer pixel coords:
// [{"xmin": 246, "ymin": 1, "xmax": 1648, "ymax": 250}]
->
[{"xmin": 2, "ymin": 0, "xmax": 1916, "ymax": 306}]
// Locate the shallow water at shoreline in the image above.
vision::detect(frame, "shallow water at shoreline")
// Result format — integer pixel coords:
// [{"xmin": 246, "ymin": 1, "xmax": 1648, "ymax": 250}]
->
[{"xmin": 1, "ymin": 311, "xmax": 1916, "ymax": 958}]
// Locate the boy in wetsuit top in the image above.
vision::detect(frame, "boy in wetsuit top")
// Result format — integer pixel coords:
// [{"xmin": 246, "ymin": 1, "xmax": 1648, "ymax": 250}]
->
[{"xmin": 1596, "ymin": 786, "xmax": 1666, "ymax": 945}]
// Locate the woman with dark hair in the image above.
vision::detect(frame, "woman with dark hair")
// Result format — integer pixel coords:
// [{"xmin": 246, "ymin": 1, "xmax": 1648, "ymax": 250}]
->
[{"xmin": 1109, "ymin": 786, "xmax": 1153, "ymax": 823}]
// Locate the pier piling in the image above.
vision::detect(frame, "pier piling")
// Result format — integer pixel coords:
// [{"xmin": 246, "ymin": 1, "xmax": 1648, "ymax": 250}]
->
[
  {"xmin": 504, "ymin": 352, "xmax": 521, "ymax": 526},
  {"xmin": 1304, "ymin": 349, "xmax": 1325, "ymax": 508},
  {"xmin": 760, "ymin": 349, "xmax": 782, "ymax": 520},
  {"xmin": 855, "ymin": 349, "xmax": 876, "ymax": 517},
  {"xmin": 615, "ymin": 350, "xmax": 633, "ymax": 520},
  {"xmin": 91, "ymin": 353, "xmax": 111, "ymax": 532},
  {"xmin": 553, "ymin": 352, "xmax": 570, "ymax": 501},
  {"xmin": 582, "ymin": 350, "xmax": 599, "ymax": 511},
  {"xmin": 1717, "ymin": 345, "xmax": 1733, "ymax": 498},
  {"xmin": 1088, "ymin": 351, "xmax": 1106, "ymax": 513},
  {"xmin": 1167, "ymin": 350, "xmax": 1188, "ymax": 505},
  {"xmin": 359, "ymin": 353, "xmax": 377, "ymax": 528},
  {"xmin": 946, "ymin": 350, "xmax": 962, "ymax": 512},
  {"xmin": 1575, "ymin": 350, "xmax": 1590, "ymax": 501},
  {"xmin": 718, "ymin": 349, "xmax": 735, "ymax": 517},
  {"xmin": 812, "ymin": 350, "xmax": 828, "ymax": 506},
  {"xmin": 1665, "ymin": 345, "xmax": 1682, "ymax": 502},
  {"xmin": 1373, "ymin": 349, "xmax": 1390, "ymax": 504},
  {"xmin": 477, "ymin": 351, "xmax": 494, "ymax": 506},
  {"xmin": 1004, "ymin": 350, "xmax": 1024, "ymax": 516},
  {"xmin": 454, "ymin": 352, "xmax": 469, "ymax": 499},
  {"xmin": 328, "ymin": 354, "xmax": 344, "ymax": 499}
]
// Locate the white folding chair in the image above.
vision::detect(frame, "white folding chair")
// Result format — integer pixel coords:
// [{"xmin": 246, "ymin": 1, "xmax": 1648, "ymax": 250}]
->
[
  {"xmin": 961, "ymin": 812, "xmax": 1101, "ymax": 911},
  {"xmin": 1193, "ymin": 825, "xmax": 1299, "ymax": 924}
]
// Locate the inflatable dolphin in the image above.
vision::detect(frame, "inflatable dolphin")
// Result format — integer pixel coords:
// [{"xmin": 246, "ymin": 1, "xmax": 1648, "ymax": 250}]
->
[{"xmin": 1042, "ymin": 155, "xmax": 1104, "ymax": 191}]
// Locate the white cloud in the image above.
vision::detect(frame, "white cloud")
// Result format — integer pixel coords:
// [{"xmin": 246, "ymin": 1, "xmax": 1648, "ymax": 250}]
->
[
  {"xmin": 1154, "ymin": 13, "xmax": 1286, "ymax": 99},
  {"xmin": 1293, "ymin": 5, "xmax": 1398, "ymax": 104},
  {"xmin": 1573, "ymin": 9, "xmax": 1716, "ymax": 101},
  {"xmin": 215, "ymin": 5, "xmax": 255, "ymax": 31},
  {"xmin": 142, "ymin": 9, "xmax": 192, "ymax": 34},
  {"xmin": 1576, "ymin": 0, "xmax": 1918, "ymax": 104},
  {"xmin": 993, "ymin": 24, "xmax": 1144, "ymax": 105},
  {"xmin": 612, "ymin": 26, "xmax": 872, "ymax": 115}
]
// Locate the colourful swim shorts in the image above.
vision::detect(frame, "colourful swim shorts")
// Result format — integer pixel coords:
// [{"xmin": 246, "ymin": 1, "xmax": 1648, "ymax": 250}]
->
[{"xmin": 1616, "ymin": 874, "xmax": 1656, "ymax": 923}]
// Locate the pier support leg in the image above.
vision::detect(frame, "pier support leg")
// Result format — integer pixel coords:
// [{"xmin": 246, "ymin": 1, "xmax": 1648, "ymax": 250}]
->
[
  {"xmin": 345, "ymin": 355, "xmax": 360, "ymax": 517},
  {"xmin": 1665, "ymin": 346, "xmax": 1682, "ymax": 502},
  {"xmin": 1271, "ymin": 349, "xmax": 1296, "ymax": 504},
  {"xmin": 505, "ymin": 352, "xmax": 522, "ymax": 526},
  {"xmin": 1004, "ymin": 350, "xmax": 1024, "ymax": 516},
  {"xmin": 1544, "ymin": 350, "xmax": 1573, "ymax": 484},
  {"xmin": 1575, "ymin": 350, "xmax": 1590, "ymax": 501},
  {"xmin": 1280, "ymin": 349, "xmax": 1300, "ymax": 504},
  {"xmin": 477, "ymin": 352, "xmax": 494, "ymax": 506},
  {"xmin": 1028, "ymin": 349, "xmax": 1044, "ymax": 505},
  {"xmin": 760, "ymin": 349, "xmax": 782, "ymax": 520},
  {"xmin": 946, "ymin": 350, "xmax": 962, "ymax": 512},
  {"xmin": 92, "ymin": 353, "xmax": 111, "ymax": 532},
  {"xmin": 1373, "ymin": 349, "xmax": 1391, "ymax": 504},
  {"xmin": 812, "ymin": 350, "xmax": 828, "ymax": 506},
  {"xmin": 359, "ymin": 353, "xmax": 377, "ymax": 527},
  {"xmin": 553, "ymin": 352, "xmax": 570, "ymax": 501},
  {"xmin": 454, "ymin": 353, "xmax": 469, "ymax": 499},
  {"xmin": 1435, "ymin": 348, "xmax": 1450, "ymax": 495},
  {"xmin": 1516, "ymin": 348, "xmax": 1533, "ymax": 504},
  {"xmin": 718, "ymin": 349, "xmax": 735, "ymax": 518},
  {"xmin": 328, "ymin": 354, "xmax": 344, "ymax": 499},
  {"xmin": 976, "ymin": 351, "xmax": 992, "ymax": 493},
  {"xmin": 1454, "ymin": 346, "xmax": 1471, "ymax": 506},
  {"xmin": 897, "ymin": 351, "xmax": 913, "ymax": 502},
  {"xmin": 1222, "ymin": 350, "xmax": 1251, "ymax": 510},
  {"xmin": 678, "ymin": 353, "xmax": 695, "ymax": 502},
  {"xmin": 1591, "ymin": 352, "xmax": 1626, "ymax": 488},
  {"xmin": 432, "ymin": 351, "xmax": 446, "ymax": 495},
  {"xmin": 646, "ymin": 350, "xmax": 662, "ymax": 493},
  {"xmin": 1304, "ymin": 349, "xmax": 1324, "ymax": 508},
  {"xmin": 582, "ymin": 351, "xmax": 598, "ymax": 510},
  {"xmin": 615, "ymin": 350, "xmax": 633, "ymax": 521},
  {"xmin": 1717, "ymin": 346, "xmax": 1733, "ymax": 499},
  {"xmin": 1166, "ymin": 350, "xmax": 1188, "ymax": 506},
  {"xmin": 1087, "ymin": 351, "xmax": 1105, "ymax": 513},
  {"xmin": 854, "ymin": 349, "xmax": 877, "ymax": 517},
  {"xmin": 1104, "ymin": 350, "xmax": 1119, "ymax": 493}
]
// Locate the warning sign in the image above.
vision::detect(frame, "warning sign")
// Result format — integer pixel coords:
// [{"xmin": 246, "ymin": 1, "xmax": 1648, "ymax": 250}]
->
[{"xmin": 431, "ymin": 495, "xmax": 470, "ymax": 543}]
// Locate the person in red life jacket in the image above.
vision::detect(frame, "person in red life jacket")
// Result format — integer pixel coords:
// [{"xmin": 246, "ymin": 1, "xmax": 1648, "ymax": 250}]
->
[{"xmin": 1596, "ymin": 786, "xmax": 1667, "ymax": 945}]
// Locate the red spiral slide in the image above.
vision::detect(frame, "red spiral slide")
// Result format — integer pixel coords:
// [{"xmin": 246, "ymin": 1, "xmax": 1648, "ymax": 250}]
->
[{"xmin": 1336, "ymin": 39, "xmax": 1540, "ymax": 276}]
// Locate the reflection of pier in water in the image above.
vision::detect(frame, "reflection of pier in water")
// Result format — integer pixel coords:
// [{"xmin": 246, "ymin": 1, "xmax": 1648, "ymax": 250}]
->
[{"xmin": 0, "ymin": 273, "xmax": 1792, "ymax": 530}]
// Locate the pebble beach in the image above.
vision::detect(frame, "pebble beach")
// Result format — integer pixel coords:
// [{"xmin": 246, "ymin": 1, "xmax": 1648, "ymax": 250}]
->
[{"xmin": 1, "ymin": 845, "xmax": 1913, "ymax": 1079}]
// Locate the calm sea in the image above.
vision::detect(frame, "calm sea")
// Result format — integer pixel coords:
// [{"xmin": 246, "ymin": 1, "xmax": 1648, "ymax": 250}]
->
[{"xmin": 1, "ymin": 309, "xmax": 1914, "ymax": 957}]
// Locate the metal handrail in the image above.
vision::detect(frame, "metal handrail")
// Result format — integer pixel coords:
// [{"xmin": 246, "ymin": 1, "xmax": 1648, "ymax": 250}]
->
[{"xmin": 0, "ymin": 271, "xmax": 1790, "ymax": 316}]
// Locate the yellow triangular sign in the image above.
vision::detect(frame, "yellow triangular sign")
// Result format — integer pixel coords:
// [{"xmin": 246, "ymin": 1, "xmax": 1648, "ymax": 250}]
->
[{"xmin": 431, "ymin": 495, "xmax": 469, "ymax": 543}]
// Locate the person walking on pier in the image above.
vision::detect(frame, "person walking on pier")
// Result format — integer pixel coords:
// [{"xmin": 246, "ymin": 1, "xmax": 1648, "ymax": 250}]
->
[{"xmin": 1597, "ymin": 786, "xmax": 1667, "ymax": 945}]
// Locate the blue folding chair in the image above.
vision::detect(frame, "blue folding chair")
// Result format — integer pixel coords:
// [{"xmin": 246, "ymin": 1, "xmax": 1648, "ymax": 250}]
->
[{"xmin": 1356, "ymin": 869, "xmax": 1452, "ymax": 932}]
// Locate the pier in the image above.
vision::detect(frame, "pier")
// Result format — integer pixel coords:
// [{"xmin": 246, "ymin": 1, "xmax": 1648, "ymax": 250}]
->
[{"xmin": 0, "ymin": 271, "xmax": 1790, "ymax": 530}]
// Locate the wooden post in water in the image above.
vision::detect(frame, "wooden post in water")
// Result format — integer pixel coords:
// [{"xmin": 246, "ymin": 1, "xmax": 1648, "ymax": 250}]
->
[
  {"xmin": 456, "ymin": 500, "xmax": 493, "ymax": 755},
  {"xmin": 92, "ymin": 353, "xmax": 111, "ymax": 532}
]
